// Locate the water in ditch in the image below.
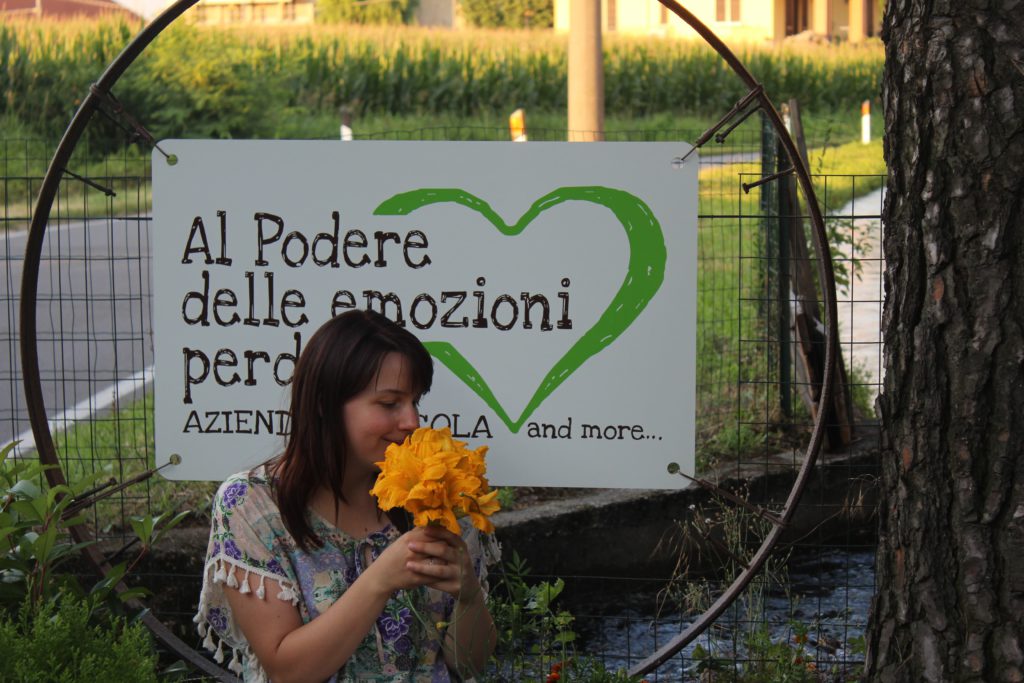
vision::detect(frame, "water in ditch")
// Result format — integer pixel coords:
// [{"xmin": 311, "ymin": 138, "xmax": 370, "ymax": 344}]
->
[{"xmin": 570, "ymin": 548, "xmax": 875, "ymax": 680}]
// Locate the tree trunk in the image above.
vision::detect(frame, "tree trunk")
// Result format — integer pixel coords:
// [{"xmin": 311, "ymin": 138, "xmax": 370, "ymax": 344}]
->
[{"xmin": 866, "ymin": 1, "xmax": 1024, "ymax": 681}]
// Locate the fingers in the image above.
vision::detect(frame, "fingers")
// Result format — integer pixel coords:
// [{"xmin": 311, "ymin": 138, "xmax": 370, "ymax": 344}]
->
[
  {"xmin": 404, "ymin": 556, "xmax": 459, "ymax": 588},
  {"xmin": 407, "ymin": 555, "xmax": 448, "ymax": 573},
  {"xmin": 401, "ymin": 528, "xmax": 471, "ymax": 594},
  {"xmin": 420, "ymin": 524, "xmax": 467, "ymax": 548},
  {"xmin": 408, "ymin": 539, "xmax": 455, "ymax": 564}
]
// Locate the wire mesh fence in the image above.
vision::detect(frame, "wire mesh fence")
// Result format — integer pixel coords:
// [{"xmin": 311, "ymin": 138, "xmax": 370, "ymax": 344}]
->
[{"xmin": 2, "ymin": 115, "xmax": 885, "ymax": 680}]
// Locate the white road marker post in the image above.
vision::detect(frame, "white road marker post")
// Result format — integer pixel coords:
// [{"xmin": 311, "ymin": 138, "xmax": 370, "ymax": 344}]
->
[
  {"xmin": 861, "ymin": 100, "xmax": 871, "ymax": 144},
  {"xmin": 340, "ymin": 105, "xmax": 354, "ymax": 141}
]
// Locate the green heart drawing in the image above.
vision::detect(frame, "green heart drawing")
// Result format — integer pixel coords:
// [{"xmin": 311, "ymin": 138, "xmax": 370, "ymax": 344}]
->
[{"xmin": 374, "ymin": 187, "xmax": 666, "ymax": 433}]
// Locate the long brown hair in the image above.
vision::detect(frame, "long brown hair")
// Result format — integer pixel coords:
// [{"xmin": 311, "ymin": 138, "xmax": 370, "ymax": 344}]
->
[{"xmin": 269, "ymin": 309, "xmax": 432, "ymax": 549}]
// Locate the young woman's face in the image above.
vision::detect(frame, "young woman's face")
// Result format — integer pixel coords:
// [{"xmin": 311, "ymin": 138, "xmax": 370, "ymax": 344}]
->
[{"xmin": 342, "ymin": 351, "xmax": 421, "ymax": 476}]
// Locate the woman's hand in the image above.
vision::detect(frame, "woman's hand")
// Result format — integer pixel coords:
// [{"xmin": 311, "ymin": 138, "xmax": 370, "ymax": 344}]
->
[
  {"xmin": 365, "ymin": 524, "xmax": 496, "ymax": 676},
  {"xmin": 404, "ymin": 525, "xmax": 483, "ymax": 602},
  {"xmin": 361, "ymin": 525, "xmax": 478, "ymax": 599},
  {"xmin": 404, "ymin": 525, "xmax": 495, "ymax": 676}
]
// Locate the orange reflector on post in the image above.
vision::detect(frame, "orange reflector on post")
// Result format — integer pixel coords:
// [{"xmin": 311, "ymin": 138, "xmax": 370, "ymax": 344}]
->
[{"xmin": 509, "ymin": 108, "xmax": 527, "ymax": 142}]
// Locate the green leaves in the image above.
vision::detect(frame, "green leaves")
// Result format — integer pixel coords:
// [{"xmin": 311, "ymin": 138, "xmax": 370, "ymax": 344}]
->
[
  {"xmin": 0, "ymin": 440, "xmax": 186, "ymax": 613},
  {"xmin": 488, "ymin": 551, "xmax": 579, "ymax": 676},
  {"xmin": 316, "ymin": 0, "xmax": 417, "ymax": 25},
  {"xmin": 128, "ymin": 509, "xmax": 190, "ymax": 549},
  {"xmin": 461, "ymin": 0, "xmax": 554, "ymax": 29}
]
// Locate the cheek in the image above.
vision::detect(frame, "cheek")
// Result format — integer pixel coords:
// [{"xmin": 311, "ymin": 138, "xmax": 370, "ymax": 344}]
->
[{"xmin": 347, "ymin": 406, "xmax": 392, "ymax": 440}]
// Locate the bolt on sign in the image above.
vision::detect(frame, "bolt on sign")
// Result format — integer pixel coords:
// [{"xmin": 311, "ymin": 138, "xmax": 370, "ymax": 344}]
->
[{"xmin": 152, "ymin": 141, "xmax": 698, "ymax": 487}]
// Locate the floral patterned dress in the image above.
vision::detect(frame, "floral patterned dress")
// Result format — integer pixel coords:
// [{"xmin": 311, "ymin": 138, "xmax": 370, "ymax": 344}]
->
[{"xmin": 195, "ymin": 465, "xmax": 498, "ymax": 682}]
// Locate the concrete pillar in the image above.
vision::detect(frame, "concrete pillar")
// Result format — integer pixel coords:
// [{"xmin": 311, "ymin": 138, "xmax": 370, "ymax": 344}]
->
[
  {"xmin": 568, "ymin": 0, "xmax": 604, "ymax": 142},
  {"xmin": 849, "ymin": 0, "xmax": 866, "ymax": 43}
]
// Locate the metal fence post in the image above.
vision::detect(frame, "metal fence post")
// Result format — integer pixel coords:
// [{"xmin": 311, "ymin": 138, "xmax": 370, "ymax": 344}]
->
[{"xmin": 759, "ymin": 112, "xmax": 790, "ymax": 417}]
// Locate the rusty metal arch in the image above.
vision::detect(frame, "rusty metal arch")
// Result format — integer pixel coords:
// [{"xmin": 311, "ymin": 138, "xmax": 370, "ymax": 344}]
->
[
  {"xmin": 625, "ymin": 3, "xmax": 839, "ymax": 675},
  {"xmin": 18, "ymin": 1, "xmax": 838, "ymax": 679}
]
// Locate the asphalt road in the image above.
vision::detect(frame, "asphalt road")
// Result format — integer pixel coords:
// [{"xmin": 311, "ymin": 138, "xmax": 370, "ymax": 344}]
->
[{"xmin": 1, "ymin": 216, "xmax": 154, "ymax": 454}]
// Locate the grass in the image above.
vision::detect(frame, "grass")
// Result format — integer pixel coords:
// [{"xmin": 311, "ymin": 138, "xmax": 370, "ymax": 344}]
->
[
  {"xmin": 692, "ymin": 133, "xmax": 885, "ymax": 461},
  {"xmin": 0, "ymin": 117, "xmax": 151, "ymax": 231},
  {"xmin": 278, "ymin": 106, "xmax": 885, "ymax": 149},
  {"xmin": 50, "ymin": 394, "xmax": 217, "ymax": 531},
  {"xmin": 1, "ymin": 106, "xmax": 884, "ymax": 232}
]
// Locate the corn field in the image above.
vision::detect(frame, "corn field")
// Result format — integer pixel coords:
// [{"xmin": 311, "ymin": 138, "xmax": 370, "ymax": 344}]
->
[{"xmin": 0, "ymin": 18, "xmax": 882, "ymax": 142}]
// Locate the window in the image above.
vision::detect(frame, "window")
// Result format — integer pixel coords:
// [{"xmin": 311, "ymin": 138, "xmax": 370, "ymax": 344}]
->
[
  {"xmin": 660, "ymin": 4, "xmax": 667, "ymax": 24},
  {"xmin": 716, "ymin": 0, "xmax": 740, "ymax": 22},
  {"xmin": 606, "ymin": 0, "xmax": 616, "ymax": 31},
  {"xmin": 283, "ymin": 1, "xmax": 295, "ymax": 20}
]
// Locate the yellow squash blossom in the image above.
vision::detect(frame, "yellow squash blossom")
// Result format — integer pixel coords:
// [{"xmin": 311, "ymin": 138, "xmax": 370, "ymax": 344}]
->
[{"xmin": 371, "ymin": 426, "xmax": 500, "ymax": 535}]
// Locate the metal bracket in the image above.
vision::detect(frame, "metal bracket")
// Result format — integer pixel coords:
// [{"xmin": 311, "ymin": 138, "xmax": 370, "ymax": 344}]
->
[
  {"xmin": 675, "ymin": 85, "xmax": 765, "ymax": 165},
  {"xmin": 61, "ymin": 457, "xmax": 179, "ymax": 521},
  {"xmin": 743, "ymin": 166, "xmax": 796, "ymax": 194},
  {"xmin": 62, "ymin": 168, "xmax": 116, "ymax": 197},
  {"xmin": 89, "ymin": 84, "xmax": 171, "ymax": 160}
]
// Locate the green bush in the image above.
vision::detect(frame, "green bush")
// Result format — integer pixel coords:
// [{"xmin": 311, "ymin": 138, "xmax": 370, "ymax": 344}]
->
[
  {"xmin": 317, "ymin": 0, "xmax": 418, "ymax": 25},
  {"xmin": 461, "ymin": 0, "xmax": 553, "ymax": 29},
  {"xmin": 0, "ymin": 441, "xmax": 186, "ymax": 680},
  {"xmin": 0, "ymin": 596, "xmax": 159, "ymax": 683}
]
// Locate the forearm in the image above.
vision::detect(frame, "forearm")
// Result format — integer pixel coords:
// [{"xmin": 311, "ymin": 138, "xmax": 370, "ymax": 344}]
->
[
  {"xmin": 274, "ymin": 584, "xmax": 388, "ymax": 682},
  {"xmin": 442, "ymin": 589, "xmax": 497, "ymax": 678},
  {"xmin": 231, "ymin": 570, "xmax": 391, "ymax": 683}
]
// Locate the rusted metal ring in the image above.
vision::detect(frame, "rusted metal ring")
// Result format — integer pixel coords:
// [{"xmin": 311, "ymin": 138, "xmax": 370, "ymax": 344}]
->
[
  {"xmin": 626, "ymin": 1, "xmax": 839, "ymax": 676},
  {"xmin": 19, "ymin": 2, "xmax": 237, "ymax": 679},
  {"xmin": 19, "ymin": 1, "xmax": 837, "ymax": 679}
]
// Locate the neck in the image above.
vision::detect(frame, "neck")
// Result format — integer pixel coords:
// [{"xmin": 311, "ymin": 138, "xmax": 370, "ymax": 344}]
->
[
  {"xmin": 311, "ymin": 475, "xmax": 386, "ymax": 537},
  {"xmin": 342, "ymin": 467, "xmax": 379, "ymax": 503}
]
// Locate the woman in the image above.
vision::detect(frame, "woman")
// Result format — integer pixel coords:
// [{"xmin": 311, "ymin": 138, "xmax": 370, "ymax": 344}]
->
[{"xmin": 195, "ymin": 310, "xmax": 498, "ymax": 682}]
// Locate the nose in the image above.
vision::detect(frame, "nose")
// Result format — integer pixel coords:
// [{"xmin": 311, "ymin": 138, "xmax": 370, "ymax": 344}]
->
[{"xmin": 398, "ymin": 402, "xmax": 420, "ymax": 432}]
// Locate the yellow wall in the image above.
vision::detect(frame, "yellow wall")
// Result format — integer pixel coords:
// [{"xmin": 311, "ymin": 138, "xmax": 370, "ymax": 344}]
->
[
  {"xmin": 554, "ymin": 0, "xmax": 882, "ymax": 43},
  {"xmin": 555, "ymin": 0, "xmax": 780, "ymax": 42},
  {"xmin": 191, "ymin": 0, "xmax": 314, "ymax": 25}
]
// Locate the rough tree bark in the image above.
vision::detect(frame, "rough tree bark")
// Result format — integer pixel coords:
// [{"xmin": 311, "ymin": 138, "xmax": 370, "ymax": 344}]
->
[{"xmin": 866, "ymin": 1, "xmax": 1024, "ymax": 681}]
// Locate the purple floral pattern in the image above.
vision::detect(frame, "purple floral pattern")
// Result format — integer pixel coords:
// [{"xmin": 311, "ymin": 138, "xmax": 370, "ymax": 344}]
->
[
  {"xmin": 220, "ymin": 481, "xmax": 248, "ymax": 509},
  {"xmin": 197, "ymin": 465, "xmax": 494, "ymax": 682},
  {"xmin": 222, "ymin": 538, "xmax": 242, "ymax": 560},
  {"xmin": 394, "ymin": 635, "xmax": 413, "ymax": 655},
  {"xmin": 207, "ymin": 607, "xmax": 228, "ymax": 634},
  {"xmin": 378, "ymin": 606, "xmax": 412, "ymax": 643}
]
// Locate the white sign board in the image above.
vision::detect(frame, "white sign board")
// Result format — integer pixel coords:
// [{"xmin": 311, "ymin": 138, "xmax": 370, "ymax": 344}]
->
[{"xmin": 152, "ymin": 141, "xmax": 698, "ymax": 487}]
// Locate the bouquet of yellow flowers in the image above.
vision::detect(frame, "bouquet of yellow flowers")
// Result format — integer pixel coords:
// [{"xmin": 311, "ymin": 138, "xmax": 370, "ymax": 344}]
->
[{"xmin": 370, "ymin": 427, "xmax": 501, "ymax": 534}]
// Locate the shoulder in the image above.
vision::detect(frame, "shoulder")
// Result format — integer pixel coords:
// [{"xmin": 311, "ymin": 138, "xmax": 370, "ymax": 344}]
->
[{"xmin": 213, "ymin": 466, "xmax": 276, "ymax": 518}]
